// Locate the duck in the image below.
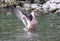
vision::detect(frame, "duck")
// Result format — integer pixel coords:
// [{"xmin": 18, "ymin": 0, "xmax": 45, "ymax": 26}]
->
[{"xmin": 10, "ymin": 6, "xmax": 40, "ymax": 34}]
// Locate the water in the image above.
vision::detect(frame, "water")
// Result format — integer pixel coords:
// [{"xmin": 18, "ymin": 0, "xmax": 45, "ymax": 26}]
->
[{"xmin": 0, "ymin": 8, "xmax": 60, "ymax": 41}]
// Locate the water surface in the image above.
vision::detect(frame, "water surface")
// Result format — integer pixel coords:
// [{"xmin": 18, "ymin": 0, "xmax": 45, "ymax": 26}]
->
[{"xmin": 0, "ymin": 8, "xmax": 60, "ymax": 41}]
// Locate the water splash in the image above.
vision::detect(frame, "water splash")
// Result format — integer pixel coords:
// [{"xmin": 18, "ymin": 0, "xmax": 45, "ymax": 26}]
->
[{"xmin": 12, "ymin": 32, "xmax": 40, "ymax": 41}]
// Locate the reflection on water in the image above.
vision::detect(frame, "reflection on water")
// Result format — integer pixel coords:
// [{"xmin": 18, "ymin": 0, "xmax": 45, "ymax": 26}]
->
[
  {"xmin": 15, "ymin": 32, "xmax": 40, "ymax": 41},
  {"xmin": 0, "ymin": 28, "xmax": 40, "ymax": 41}
]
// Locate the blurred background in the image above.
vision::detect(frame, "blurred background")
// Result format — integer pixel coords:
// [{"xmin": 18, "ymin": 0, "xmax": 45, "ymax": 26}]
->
[{"xmin": 0, "ymin": 0, "xmax": 60, "ymax": 41}]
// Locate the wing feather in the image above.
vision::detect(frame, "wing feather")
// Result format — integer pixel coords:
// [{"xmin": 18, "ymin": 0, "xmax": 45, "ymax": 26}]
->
[{"xmin": 11, "ymin": 6, "xmax": 30, "ymax": 27}]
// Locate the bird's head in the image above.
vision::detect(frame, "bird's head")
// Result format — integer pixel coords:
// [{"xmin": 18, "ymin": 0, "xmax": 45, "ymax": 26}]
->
[{"xmin": 31, "ymin": 7, "xmax": 41, "ymax": 16}]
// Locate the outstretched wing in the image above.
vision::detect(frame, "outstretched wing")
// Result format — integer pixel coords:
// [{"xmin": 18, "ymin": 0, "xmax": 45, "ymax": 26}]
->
[{"xmin": 11, "ymin": 6, "xmax": 30, "ymax": 27}]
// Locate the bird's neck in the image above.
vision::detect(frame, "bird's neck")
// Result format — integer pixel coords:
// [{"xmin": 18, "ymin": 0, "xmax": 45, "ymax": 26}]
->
[{"xmin": 31, "ymin": 11, "xmax": 35, "ymax": 17}]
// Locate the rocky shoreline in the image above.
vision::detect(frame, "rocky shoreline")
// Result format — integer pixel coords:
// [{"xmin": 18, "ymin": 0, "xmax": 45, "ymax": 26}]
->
[{"xmin": 0, "ymin": 0, "xmax": 60, "ymax": 16}]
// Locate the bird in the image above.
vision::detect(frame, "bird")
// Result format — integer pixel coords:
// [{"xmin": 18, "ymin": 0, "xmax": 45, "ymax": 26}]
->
[{"xmin": 10, "ymin": 6, "xmax": 39, "ymax": 35}]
